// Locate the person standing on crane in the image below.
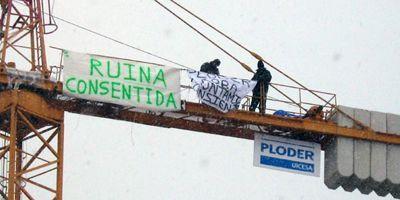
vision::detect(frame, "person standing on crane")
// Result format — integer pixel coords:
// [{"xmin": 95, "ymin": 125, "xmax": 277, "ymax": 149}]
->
[
  {"xmin": 200, "ymin": 59, "xmax": 221, "ymax": 75},
  {"xmin": 249, "ymin": 60, "xmax": 272, "ymax": 113},
  {"xmin": 303, "ymin": 105, "xmax": 324, "ymax": 120}
]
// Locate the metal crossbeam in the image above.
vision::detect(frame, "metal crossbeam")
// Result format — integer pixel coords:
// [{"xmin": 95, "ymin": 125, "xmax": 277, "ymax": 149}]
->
[
  {"xmin": 0, "ymin": 78, "xmax": 399, "ymax": 199},
  {"xmin": 0, "ymin": 90, "xmax": 64, "ymax": 200}
]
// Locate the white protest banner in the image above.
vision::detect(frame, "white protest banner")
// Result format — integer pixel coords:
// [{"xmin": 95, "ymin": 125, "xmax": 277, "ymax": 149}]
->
[
  {"xmin": 187, "ymin": 69, "xmax": 256, "ymax": 113},
  {"xmin": 254, "ymin": 133, "xmax": 321, "ymax": 177},
  {"xmin": 63, "ymin": 50, "xmax": 181, "ymax": 111}
]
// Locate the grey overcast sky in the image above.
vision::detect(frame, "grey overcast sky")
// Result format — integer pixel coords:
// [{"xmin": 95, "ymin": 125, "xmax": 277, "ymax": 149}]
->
[{"xmin": 44, "ymin": 0, "xmax": 400, "ymax": 199}]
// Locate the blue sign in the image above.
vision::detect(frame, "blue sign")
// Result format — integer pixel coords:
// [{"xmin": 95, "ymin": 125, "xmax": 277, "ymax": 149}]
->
[{"xmin": 254, "ymin": 133, "xmax": 321, "ymax": 177}]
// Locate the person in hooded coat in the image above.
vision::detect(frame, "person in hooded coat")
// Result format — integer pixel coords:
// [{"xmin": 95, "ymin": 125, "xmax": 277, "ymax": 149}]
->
[
  {"xmin": 249, "ymin": 60, "xmax": 272, "ymax": 113},
  {"xmin": 302, "ymin": 105, "xmax": 324, "ymax": 120},
  {"xmin": 200, "ymin": 59, "xmax": 220, "ymax": 75}
]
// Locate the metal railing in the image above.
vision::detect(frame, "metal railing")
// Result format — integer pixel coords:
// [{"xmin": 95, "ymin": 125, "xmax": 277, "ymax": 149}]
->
[
  {"xmin": 181, "ymin": 82, "xmax": 337, "ymax": 119},
  {"xmin": 247, "ymin": 83, "xmax": 336, "ymax": 117}
]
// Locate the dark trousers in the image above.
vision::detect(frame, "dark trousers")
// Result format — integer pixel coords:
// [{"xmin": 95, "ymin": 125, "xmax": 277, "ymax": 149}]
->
[
  {"xmin": 249, "ymin": 84, "xmax": 268, "ymax": 113},
  {"xmin": 249, "ymin": 95, "xmax": 266, "ymax": 112}
]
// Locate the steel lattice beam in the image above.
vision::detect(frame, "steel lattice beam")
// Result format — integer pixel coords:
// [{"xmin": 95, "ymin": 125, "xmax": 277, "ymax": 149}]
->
[{"xmin": 0, "ymin": 90, "xmax": 64, "ymax": 200}]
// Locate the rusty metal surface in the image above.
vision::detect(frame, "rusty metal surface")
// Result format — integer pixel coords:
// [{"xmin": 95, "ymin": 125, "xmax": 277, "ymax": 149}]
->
[
  {"xmin": 0, "ymin": 0, "xmax": 51, "ymax": 77},
  {"xmin": 111, "ymin": 110, "xmax": 253, "ymax": 140},
  {"xmin": 0, "ymin": 90, "xmax": 63, "ymax": 122},
  {"xmin": 0, "ymin": 73, "xmax": 62, "ymax": 93},
  {"xmin": 183, "ymin": 102, "xmax": 400, "ymax": 144},
  {"xmin": 57, "ymin": 97, "xmax": 400, "ymax": 145},
  {"xmin": 0, "ymin": 83, "xmax": 399, "ymax": 199},
  {"xmin": 61, "ymin": 101, "xmax": 253, "ymax": 140},
  {"xmin": 0, "ymin": 90, "xmax": 64, "ymax": 200},
  {"xmin": 0, "ymin": 90, "xmax": 11, "ymax": 113},
  {"xmin": 1, "ymin": 85, "xmax": 399, "ymax": 145}
]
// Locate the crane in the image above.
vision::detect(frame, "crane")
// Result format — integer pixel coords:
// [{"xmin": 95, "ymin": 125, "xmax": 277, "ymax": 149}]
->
[{"xmin": 0, "ymin": 0, "xmax": 399, "ymax": 199}]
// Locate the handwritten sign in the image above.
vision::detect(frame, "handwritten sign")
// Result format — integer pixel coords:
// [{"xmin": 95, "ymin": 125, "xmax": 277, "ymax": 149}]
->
[
  {"xmin": 188, "ymin": 70, "xmax": 256, "ymax": 113},
  {"xmin": 63, "ymin": 50, "xmax": 181, "ymax": 111}
]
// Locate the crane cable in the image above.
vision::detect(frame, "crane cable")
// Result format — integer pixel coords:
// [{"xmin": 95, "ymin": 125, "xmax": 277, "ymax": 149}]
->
[
  {"xmin": 154, "ymin": 0, "xmax": 254, "ymax": 74},
  {"xmin": 169, "ymin": 0, "xmax": 260, "ymax": 62},
  {"xmin": 45, "ymin": 13, "xmax": 192, "ymax": 70},
  {"xmin": 168, "ymin": 0, "xmax": 371, "ymax": 130},
  {"xmin": 154, "ymin": 1, "xmax": 303, "ymax": 112},
  {"xmin": 34, "ymin": 1, "xmax": 366, "ymax": 130}
]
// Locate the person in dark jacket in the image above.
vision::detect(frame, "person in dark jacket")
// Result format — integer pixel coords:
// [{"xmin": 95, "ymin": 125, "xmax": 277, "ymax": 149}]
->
[
  {"xmin": 200, "ymin": 59, "xmax": 220, "ymax": 75},
  {"xmin": 249, "ymin": 60, "xmax": 272, "ymax": 113},
  {"xmin": 302, "ymin": 105, "xmax": 324, "ymax": 120}
]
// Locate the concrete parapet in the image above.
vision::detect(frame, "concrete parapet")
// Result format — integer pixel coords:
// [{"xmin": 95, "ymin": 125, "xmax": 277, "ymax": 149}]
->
[{"xmin": 325, "ymin": 105, "xmax": 400, "ymax": 198}]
